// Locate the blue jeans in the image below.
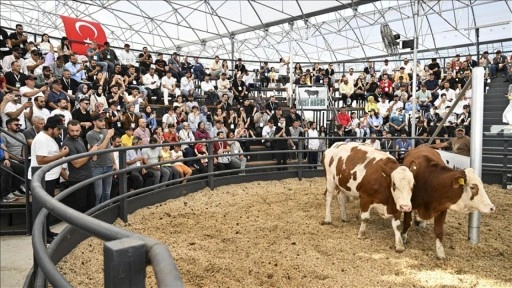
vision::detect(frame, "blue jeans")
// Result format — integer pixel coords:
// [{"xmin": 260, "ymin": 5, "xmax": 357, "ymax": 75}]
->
[{"xmin": 92, "ymin": 165, "xmax": 113, "ymax": 205}]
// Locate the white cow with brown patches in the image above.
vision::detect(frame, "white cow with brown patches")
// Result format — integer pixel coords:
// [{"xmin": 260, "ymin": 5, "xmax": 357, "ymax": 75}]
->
[{"xmin": 322, "ymin": 142, "xmax": 416, "ymax": 252}]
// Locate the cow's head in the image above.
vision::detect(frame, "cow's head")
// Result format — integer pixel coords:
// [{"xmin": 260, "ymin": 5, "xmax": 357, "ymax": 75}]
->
[
  {"xmin": 450, "ymin": 168, "xmax": 496, "ymax": 213},
  {"xmin": 382, "ymin": 164, "xmax": 415, "ymax": 212}
]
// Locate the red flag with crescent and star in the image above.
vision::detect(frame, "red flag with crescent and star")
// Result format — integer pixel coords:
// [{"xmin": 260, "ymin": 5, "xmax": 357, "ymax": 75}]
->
[{"xmin": 60, "ymin": 15, "xmax": 107, "ymax": 55}]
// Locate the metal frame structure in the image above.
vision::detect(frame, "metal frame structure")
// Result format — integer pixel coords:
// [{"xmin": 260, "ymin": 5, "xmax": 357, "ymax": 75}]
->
[{"xmin": 1, "ymin": 0, "xmax": 511, "ymax": 63}]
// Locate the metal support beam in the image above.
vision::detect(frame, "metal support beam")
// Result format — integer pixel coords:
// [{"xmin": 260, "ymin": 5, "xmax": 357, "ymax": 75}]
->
[
  {"xmin": 118, "ymin": 150, "xmax": 128, "ymax": 223},
  {"xmin": 468, "ymin": 67, "xmax": 484, "ymax": 244}
]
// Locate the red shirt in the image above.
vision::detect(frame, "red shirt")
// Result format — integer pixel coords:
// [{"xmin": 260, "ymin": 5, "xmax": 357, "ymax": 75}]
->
[
  {"xmin": 336, "ymin": 112, "xmax": 351, "ymax": 127},
  {"xmin": 379, "ymin": 80, "xmax": 393, "ymax": 93}
]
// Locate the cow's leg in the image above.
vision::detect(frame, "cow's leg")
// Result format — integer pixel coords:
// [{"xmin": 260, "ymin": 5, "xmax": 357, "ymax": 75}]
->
[
  {"xmin": 323, "ymin": 182, "xmax": 336, "ymax": 224},
  {"xmin": 337, "ymin": 192, "xmax": 349, "ymax": 222},
  {"xmin": 434, "ymin": 210, "xmax": 447, "ymax": 259},
  {"xmin": 392, "ymin": 213, "xmax": 405, "ymax": 252},
  {"xmin": 358, "ymin": 200, "xmax": 371, "ymax": 239},
  {"xmin": 401, "ymin": 211, "xmax": 413, "ymax": 244},
  {"xmin": 414, "ymin": 211, "xmax": 427, "ymax": 228}
]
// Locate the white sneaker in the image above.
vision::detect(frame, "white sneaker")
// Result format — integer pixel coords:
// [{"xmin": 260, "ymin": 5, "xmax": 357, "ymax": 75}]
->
[
  {"xmin": 2, "ymin": 193, "xmax": 18, "ymax": 203},
  {"xmin": 12, "ymin": 191, "xmax": 25, "ymax": 197}
]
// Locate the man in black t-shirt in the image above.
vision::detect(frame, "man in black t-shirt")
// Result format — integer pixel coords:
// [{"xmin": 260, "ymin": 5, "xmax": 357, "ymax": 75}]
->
[
  {"xmin": 62, "ymin": 120, "xmax": 98, "ymax": 212},
  {"xmin": 0, "ymin": 26, "xmax": 12, "ymax": 61},
  {"xmin": 138, "ymin": 47, "xmax": 153, "ymax": 75},
  {"xmin": 8, "ymin": 24, "xmax": 28, "ymax": 56}
]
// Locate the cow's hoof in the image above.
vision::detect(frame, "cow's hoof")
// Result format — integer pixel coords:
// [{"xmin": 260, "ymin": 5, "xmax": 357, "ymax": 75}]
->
[
  {"xmin": 436, "ymin": 254, "xmax": 446, "ymax": 260},
  {"xmin": 395, "ymin": 246, "xmax": 406, "ymax": 253},
  {"xmin": 401, "ymin": 234, "xmax": 408, "ymax": 244},
  {"xmin": 357, "ymin": 233, "xmax": 366, "ymax": 239},
  {"xmin": 321, "ymin": 220, "xmax": 332, "ymax": 225},
  {"xmin": 341, "ymin": 218, "xmax": 349, "ymax": 223}
]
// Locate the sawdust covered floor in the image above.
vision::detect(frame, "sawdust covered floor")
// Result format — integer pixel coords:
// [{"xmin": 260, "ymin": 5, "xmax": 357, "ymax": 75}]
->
[{"xmin": 58, "ymin": 178, "xmax": 512, "ymax": 287}]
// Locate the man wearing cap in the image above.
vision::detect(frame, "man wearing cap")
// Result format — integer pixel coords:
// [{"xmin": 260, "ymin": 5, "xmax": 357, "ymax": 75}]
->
[
  {"xmin": 86, "ymin": 114, "xmax": 116, "ymax": 205},
  {"xmin": 47, "ymin": 79, "xmax": 67, "ymax": 111},
  {"xmin": 23, "ymin": 49, "xmax": 45, "ymax": 76},
  {"xmin": 429, "ymin": 127, "xmax": 470, "ymax": 156},
  {"xmin": 19, "ymin": 74, "xmax": 47, "ymax": 104},
  {"xmin": 100, "ymin": 41, "xmax": 118, "ymax": 74},
  {"xmin": 388, "ymin": 107, "xmax": 407, "ymax": 136},
  {"xmin": 180, "ymin": 70, "xmax": 199, "ymax": 100},
  {"xmin": 1, "ymin": 91, "xmax": 32, "ymax": 130},
  {"xmin": 28, "ymin": 115, "xmax": 68, "ymax": 242},
  {"xmin": 490, "ymin": 50, "xmax": 509, "ymax": 79},
  {"xmin": 119, "ymin": 44, "xmax": 137, "ymax": 73}
]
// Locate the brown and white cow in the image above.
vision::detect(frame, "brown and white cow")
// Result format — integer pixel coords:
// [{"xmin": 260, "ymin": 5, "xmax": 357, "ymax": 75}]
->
[
  {"xmin": 402, "ymin": 146, "xmax": 496, "ymax": 259},
  {"xmin": 323, "ymin": 142, "xmax": 416, "ymax": 252}
]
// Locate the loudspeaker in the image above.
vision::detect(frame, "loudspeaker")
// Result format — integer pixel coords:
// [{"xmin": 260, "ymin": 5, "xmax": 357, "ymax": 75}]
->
[{"xmin": 402, "ymin": 40, "xmax": 414, "ymax": 50}]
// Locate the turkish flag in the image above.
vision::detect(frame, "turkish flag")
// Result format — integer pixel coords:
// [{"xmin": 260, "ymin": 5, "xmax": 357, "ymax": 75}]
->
[{"xmin": 60, "ymin": 16, "xmax": 107, "ymax": 55}]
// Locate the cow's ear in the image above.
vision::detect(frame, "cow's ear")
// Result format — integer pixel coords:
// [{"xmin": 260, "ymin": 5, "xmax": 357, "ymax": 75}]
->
[
  {"xmin": 453, "ymin": 176, "xmax": 466, "ymax": 188},
  {"xmin": 380, "ymin": 163, "xmax": 393, "ymax": 177},
  {"xmin": 408, "ymin": 160, "xmax": 418, "ymax": 175}
]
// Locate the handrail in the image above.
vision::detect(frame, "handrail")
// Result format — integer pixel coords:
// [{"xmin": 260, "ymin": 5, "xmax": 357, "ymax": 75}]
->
[{"xmin": 0, "ymin": 126, "xmax": 32, "ymax": 235}]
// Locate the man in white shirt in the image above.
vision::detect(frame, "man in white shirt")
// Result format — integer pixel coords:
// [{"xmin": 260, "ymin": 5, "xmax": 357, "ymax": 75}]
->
[
  {"xmin": 389, "ymin": 94, "xmax": 404, "ymax": 114},
  {"xmin": 118, "ymin": 43, "xmax": 137, "ymax": 73},
  {"xmin": 210, "ymin": 55, "xmax": 222, "ymax": 78},
  {"xmin": 142, "ymin": 67, "xmax": 161, "ymax": 104},
  {"xmin": 440, "ymin": 81, "xmax": 456, "ymax": 103},
  {"xmin": 32, "ymin": 95, "xmax": 51, "ymax": 121},
  {"xmin": 402, "ymin": 58, "xmax": 414, "ymax": 79},
  {"xmin": 217, "ymin": 72, "xmax": 233, "ymax": 104},
  {"xmin": 23, "ymin": 50, "xmax": 45, "ymax": 76},
  {"xmin": 345, "ymin": 68, "xmax": 359, "ymax": 85},
  {"xmin": 306, "ymin": 121, "xmax": 319, "ymax": 168},
  {"xmin": 1, "ymin": 93, "xmax": 33, "ymax": 130},
  {"xmin": 200, "ymin": 74, "xmax": 219, "ymax": 105},
  {"xmin": 161, "ymin": 71, "xmax": 180, "ymax": 105},
  {"xmin": 377, "ymin": 95, "xmax": 391, "ymax": 119},
  {"xmin": 380, "ymin": 59, "xmax": 394, "ymax": 76},
  {"xmin": 278, "ymin": 57, "xmax": 290, "ymax": 86},
  {"xmin": 2, "ymin": 48, "xmax": 25, "ymax": 74},
  {"xmin": 19, "ymin": 74, "xmax": 47, "ymax": 104},
  {"xmin": 243, "ymin": 70, "xmax": 256, "ymax": 95},
  {"xmin": 180, "ymin": 70, "xmax": 199, "ymax": 100},
  {"xmin": 50, "ymin": 98, "xmax": 73, "ymax": 125},
  {"xmin": 261, "ymin": 120, "xmax": 276, "ymax": 148}
]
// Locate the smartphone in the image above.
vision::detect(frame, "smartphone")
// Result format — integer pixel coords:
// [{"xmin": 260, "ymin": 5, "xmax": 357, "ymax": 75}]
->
[{"xmin": 27, "ymin": 98, "xmax": 32, "ymax": 102}]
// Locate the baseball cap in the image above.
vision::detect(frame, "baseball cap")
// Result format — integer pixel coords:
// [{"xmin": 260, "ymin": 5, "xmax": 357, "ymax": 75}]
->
[
  {"xmin": 46, "ymin": 115, "xmax": 66, "ymax": 129},
  {"xmin": 456, "ymin": 127, "xmax": 465, "ymax": 131}
]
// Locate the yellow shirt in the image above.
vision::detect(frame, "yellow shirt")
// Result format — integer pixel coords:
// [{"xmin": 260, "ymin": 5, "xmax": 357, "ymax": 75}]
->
[
  {"xmin": 365, "ymin": 102, "xmax": 379, "ymax": 113},
  {"xmin": 121, "ymin": 134, "xmax": 133, "ymax": 147}
]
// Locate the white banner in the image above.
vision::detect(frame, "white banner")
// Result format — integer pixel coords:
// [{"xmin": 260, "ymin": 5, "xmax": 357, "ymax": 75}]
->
[{"xmin": 295, "ymin": 86, "xmax": 328, "ymax": 109}]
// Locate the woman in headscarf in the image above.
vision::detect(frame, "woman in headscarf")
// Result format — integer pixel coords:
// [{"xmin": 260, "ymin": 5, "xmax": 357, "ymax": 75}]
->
[{"xmin": 74, "ymin": 83, "xmax": 93, "ymax": 111}]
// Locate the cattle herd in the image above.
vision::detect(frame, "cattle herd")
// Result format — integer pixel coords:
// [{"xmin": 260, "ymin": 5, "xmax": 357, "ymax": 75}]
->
[{"xmin": 322, "ymin": 143, "xmax": 496, "ymax": 259}]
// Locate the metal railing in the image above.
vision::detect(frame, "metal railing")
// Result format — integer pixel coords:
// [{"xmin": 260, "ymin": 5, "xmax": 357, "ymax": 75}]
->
[{"xmin": 0, "ymin": 127, "xmax": 32, "ymax": 236}]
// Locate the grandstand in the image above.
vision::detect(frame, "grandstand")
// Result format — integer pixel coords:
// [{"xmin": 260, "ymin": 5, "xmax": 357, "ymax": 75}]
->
[{"xmin": 0, "ymin": 1, "xmax": 511, "ymax": 287}]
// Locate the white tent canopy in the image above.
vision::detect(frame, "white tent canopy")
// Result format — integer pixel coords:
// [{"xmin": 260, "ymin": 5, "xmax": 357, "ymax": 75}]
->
[{"xmin": 1, "ymin": 0, "xmax": 511, "ymax": 64}]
